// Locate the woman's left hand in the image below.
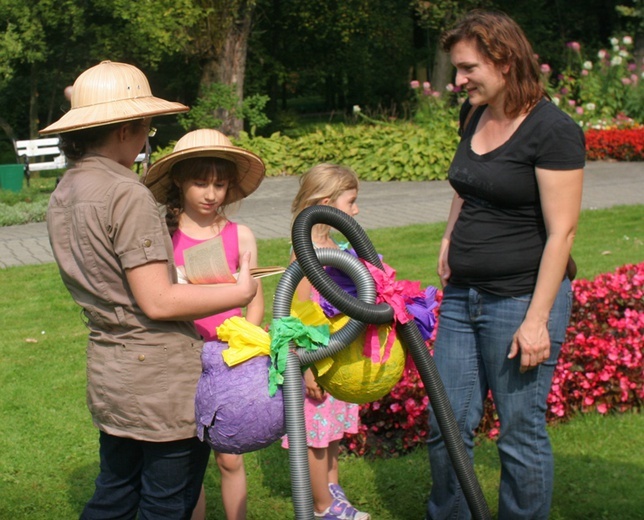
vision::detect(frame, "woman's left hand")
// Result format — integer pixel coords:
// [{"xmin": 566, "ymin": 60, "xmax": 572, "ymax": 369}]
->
[{"xmin": 508, "ymin": 319, "xmax": 551, "ymax": 373}]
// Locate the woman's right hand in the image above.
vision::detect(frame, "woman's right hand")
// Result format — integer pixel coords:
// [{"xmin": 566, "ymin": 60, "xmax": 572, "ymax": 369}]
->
[
  {"xmin": 437, "ymin": 237, "xmax": 452, "ymax": 288},
  {"xmin": 236, "ymin": 251, "xmax": 259, "ymax": 306}
]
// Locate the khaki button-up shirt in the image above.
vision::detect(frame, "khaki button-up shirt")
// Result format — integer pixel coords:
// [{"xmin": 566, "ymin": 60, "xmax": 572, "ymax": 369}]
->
[{"xmin": 47, "ymin": 155, "xmax": 203, "ymax": 442}]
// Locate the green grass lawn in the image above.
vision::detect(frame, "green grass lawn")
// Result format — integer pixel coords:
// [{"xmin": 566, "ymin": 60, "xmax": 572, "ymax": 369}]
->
[{"xmin": 0, "ymin": 205, "xmax": 642, "ymax": 519}]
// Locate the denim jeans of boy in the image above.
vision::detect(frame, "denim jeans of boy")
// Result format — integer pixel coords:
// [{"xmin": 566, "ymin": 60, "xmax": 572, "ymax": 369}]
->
[
  {"xmin": 80, "ymin": 431, "xmax": 211, "ymax": 520},
  {"xmin": 426, "ymin": 279, "xmax": 572, "ymax": 520}
]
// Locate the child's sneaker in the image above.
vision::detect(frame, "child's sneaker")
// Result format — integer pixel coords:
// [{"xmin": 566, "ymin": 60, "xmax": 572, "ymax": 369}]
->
[
  {"xmin": 328, "ymin": 483, "xmax": 348, "ymax": 502},
  {"xmin": 314, "ymin": 497, "xmax": 371, "ymax": 520}
]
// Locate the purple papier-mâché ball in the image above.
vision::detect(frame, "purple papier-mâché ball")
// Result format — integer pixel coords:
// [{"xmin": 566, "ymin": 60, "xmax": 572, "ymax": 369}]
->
[{"xmin": 195, "ymin": 341, "xmax": 285, "ymax": 454}]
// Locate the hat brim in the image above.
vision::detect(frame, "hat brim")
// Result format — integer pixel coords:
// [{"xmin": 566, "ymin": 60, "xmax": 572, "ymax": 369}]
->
[
  {"xmin": 144, "ymin": 146, "xmax": 266, "ymax": 204},
  {"xmin": 39, "ymin": 96, "xmax": 189, "ymax": 135}
]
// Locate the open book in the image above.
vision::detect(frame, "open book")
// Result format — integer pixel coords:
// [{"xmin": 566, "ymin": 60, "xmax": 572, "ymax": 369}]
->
[{"xmin": 182, "ymin": 236, "xmax": 286, "ymax": 284}]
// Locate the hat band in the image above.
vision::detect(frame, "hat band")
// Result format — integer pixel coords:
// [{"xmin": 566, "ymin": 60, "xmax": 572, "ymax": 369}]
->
[{"xmin": 72, "ymin": 94, "xmax": 157, "ymax": 110}]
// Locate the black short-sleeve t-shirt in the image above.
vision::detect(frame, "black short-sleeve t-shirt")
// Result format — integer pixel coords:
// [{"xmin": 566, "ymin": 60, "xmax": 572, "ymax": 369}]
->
[{"xmin": 447, "ymin": 98, "xmax": 586, "ymax": 296}]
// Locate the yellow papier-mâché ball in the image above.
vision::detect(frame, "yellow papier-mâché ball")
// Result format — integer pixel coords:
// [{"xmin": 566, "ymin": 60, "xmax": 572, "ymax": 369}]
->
[{"xmin": 314, "ymin": 321, "xmax": 406, "ymax": 405}]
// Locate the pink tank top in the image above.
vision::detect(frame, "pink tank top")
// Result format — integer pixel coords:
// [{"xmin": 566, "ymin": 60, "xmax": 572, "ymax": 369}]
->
[{"xmin": 173, "ymin": 221, "xmax": 243, "ymax": 341}]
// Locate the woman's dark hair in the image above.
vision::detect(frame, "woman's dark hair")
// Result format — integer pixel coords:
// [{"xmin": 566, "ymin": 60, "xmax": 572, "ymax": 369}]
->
[
  {"xmin": 165, "ymin": 157, "xmax": 240, "ymax": 236},
  {"xmin": 441, "ymin": 9, "xmax": 547, "ymax": 118},
  {"xmin": 59, "ymin": 121, "xmax": 136, "ymax": 161}
]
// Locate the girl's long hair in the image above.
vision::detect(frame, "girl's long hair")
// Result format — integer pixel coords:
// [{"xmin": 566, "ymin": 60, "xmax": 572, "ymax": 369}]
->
[
  {"xmin": 441, "ymin": 9, "xmax": 547, "ymax": 118},
  {"xmin": 291, "ymin": 163, "xmax": 359, "ymax": 239},
  {"xmin": 165, "ymin": 157, "xmax": 239, "ymax": 236}
]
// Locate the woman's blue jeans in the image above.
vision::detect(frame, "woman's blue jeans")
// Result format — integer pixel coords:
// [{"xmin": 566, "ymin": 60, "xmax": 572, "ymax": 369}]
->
[
  {"xmin": 426, "ymin": 279, "xmax": 572, "ymax": 520},
  {"xmin": 80, "ymin": 431, "xmax": 211, "ymax": 519}
]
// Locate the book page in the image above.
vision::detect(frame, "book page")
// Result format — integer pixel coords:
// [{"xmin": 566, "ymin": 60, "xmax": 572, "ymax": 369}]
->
[{"xmin": 183, "ymin": 236, "xmax": 236, "ymax": 284}]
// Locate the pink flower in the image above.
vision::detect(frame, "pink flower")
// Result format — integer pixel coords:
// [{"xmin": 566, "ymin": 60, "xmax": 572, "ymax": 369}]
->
[
  {"xmin": 422, "ymin": 81, "xmax": 431, "ymax": 91},
  {"xmin": 581, "ymin": 69, "xmax": 589, "ymax": 76},
  {"xmin": 576, "ymin": 107, "xmax": 584, "ymax": 115},
  {"xmin": 540, "ymin": 63, "xmax": 551, "ymax": 74},
  {"xmin": 410, "ymin": 80, "xmax": 420, "ymax": 89},
  {"xmin": 567, "ymin": 41, "xmax": 581, "ymax": 52}
]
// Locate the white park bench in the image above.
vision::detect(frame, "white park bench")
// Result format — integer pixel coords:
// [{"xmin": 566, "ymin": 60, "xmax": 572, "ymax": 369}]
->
[
  {"xmin": 14, "ymin": 137, "xmax": 147, "ymax": 186},
  {"xmin": 16, "ymin": 137, "xmax": 67, "ymax": 174}
]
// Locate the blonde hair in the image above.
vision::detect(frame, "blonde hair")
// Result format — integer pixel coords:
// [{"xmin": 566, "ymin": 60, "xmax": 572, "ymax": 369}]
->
[
  {"xmin": 291, "ymin": 163, "xmax": 359, "ymax": 220},
  {"xmin": 290, "ymin": 163, "xmax": 359, "ymax": 241}
]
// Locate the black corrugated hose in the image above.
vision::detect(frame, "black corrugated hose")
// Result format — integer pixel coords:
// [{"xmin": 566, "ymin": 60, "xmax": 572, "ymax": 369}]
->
[
  {"xmin": 278, "ymin": 204, "xmax": 491, "ymax": 520},
  {"xmin": 273, "ymin": 249, "xmax": 377, "ymax": 517}
]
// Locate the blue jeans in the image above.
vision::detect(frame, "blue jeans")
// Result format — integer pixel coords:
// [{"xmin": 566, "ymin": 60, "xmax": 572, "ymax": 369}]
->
[
  {"xmin": 426, "ymin": 280, "xmax": 572, "ymax": 520},
  {"xmin": 80, "ymin": 431, "xmax": 211, "ymax": 520}
]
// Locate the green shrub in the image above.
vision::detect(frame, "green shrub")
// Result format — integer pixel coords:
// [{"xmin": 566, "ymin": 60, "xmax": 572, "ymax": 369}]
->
[
  {"xmin": 0, "ymin": 199, "xmax": 48, "ymax": 225},
  {"xmin": 178, "ymin": 83, "xmax": 271, "ymax": 135},
  {"xmin": 235, "ymin": 120, "xmax": 459, "ymax": 181}
]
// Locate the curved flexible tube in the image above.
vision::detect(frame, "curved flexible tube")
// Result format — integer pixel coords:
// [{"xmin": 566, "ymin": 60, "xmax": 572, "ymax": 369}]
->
[
  {"xmin": 274, "ymin": 248, "xmax": 377, "ymax": 517},
  {"xmin": 273, "ymin": 248, "xmax": 377, "ymax": 364},
  {"xmin": 284, "ymin": 204, "xmax": 491, "ymax": 520}
]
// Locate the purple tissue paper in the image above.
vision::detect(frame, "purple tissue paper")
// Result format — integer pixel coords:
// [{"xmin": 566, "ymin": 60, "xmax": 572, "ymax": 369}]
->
[{"xmin": 195, "ymin": 341, "xmax": 286, "ymax": 454}]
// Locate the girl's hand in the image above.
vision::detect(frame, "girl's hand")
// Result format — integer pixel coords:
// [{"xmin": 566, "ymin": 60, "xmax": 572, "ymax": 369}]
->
[
  {"xmin": 437, "ymin": 237, "xmax": 452, "ymax": 288},
  {"xmin": 304, "ymin": 368, "xmax": 325, "ymax": 401},
  {"xmin": 236, "ymin": 251, "xmax": 259, "ymax": 305},
  {"xmin": 508, "ymin": 318, "xmax": 551, "ymax": 373}
]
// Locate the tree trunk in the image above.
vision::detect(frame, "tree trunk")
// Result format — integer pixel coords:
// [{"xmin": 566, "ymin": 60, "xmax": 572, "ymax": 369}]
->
[
  {"xmin": 0, "ymin": 116, "xmax": 18, "ymax": 158},
  {"xmin": 430, "ymin": 40, "xmax": 454, "ymax": 95},
  {"xmin": 29, "ymin": 63, "xmax": 39, "ymax": 139},
  {"xmin": 199, "ymin": 1, "xmax": 254, "ymax": 137}
]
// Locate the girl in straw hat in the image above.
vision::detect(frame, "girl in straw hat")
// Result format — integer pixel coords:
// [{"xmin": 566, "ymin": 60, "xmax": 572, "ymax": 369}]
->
[
  {"xmin": 42, "ymin": 61, "xmax": 259, "ymax": 519},
  {"xmin": 145, "ymin": 128, "xmax": 266, "ymax": 520}
]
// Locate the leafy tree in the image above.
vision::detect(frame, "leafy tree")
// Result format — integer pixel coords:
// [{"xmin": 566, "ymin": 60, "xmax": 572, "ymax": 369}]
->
[
  {"xmin": 0, "ymin": 0, "xmax": 200, "ymax": 140},
  {"xmin": 176, "ymin": 0, "xmax": 259, "ymax": 136},
  {"xmin": 178, "ymin": 82, "xmax": 270, "ymax": 135},
  {"xmin": 249, "ymin": 0, "xmax": 413, "ymax": 129},
  {"xmin": 0, "ymin": 0, "xmax": 84, "ymax": 139}
]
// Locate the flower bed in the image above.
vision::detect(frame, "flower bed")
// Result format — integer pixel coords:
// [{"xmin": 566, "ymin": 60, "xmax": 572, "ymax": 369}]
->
[
  {"xmin": 343, "ymin": 262, "xmax": 644, "ymax": 457},
  {"xmin": 585, "ymin": 126, "xmax": 644, "ymax": 161}
]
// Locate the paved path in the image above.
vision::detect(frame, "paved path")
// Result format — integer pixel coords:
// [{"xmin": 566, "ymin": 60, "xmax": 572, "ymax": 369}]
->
[{"xmin": 0, "ymin": 161, "xmax": 641, "ymax": 269}]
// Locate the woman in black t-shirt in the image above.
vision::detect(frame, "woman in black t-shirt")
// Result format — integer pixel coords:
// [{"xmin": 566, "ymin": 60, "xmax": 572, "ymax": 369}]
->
[{"xmin": 426, "ymin": 10, "xmax": 585, "ymax": 520}]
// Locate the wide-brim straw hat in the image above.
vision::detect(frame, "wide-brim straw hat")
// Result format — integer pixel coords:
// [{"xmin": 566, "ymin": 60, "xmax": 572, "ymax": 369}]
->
[
  {"xmin": 143, "ymin": 129, "xmax": 266, "ymax": 204},
  {"xmin": 39, "ymin": 60, "xmax": 188, "ymax": 135}
]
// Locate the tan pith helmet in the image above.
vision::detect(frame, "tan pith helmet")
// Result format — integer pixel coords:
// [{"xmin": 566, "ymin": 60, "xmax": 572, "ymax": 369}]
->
[
  {"xmin": 143, "ymin": 129, "xmax": 265, "ymax": 204},
  {"xmin": 39, "ymin": 60, "xmax": 188, "ymax": 135}
]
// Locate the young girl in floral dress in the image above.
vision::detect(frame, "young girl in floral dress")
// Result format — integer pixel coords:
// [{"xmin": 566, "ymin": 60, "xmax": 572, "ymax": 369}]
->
[{"xmin": 285, "ymin": 163, "xmax": 370, "ymax": 520}]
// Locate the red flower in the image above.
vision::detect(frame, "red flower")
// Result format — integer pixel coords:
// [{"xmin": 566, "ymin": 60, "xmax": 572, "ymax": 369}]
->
[
  {"xmin": 342, "ymin": 262, "xmax": 643, "ymax": 458},
  {"xmin": 585, "ymin": 127, "xmax": 644, "ymax": 161}
]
